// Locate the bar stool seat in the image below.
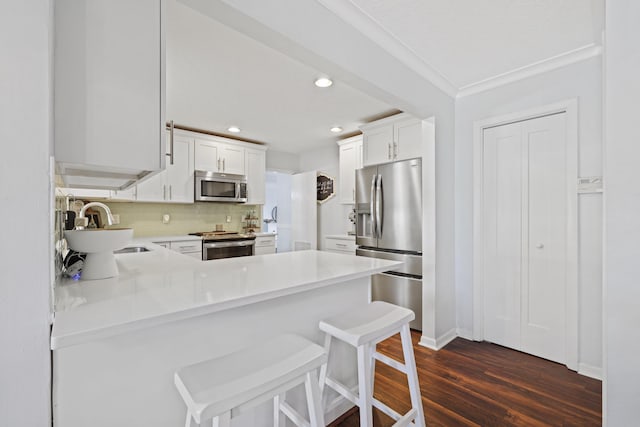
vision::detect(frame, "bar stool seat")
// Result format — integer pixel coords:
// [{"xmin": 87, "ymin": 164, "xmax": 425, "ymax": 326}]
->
[
  {"xmin": 319, "ymin": 301, "xmax": 425, "ymax": 427},
  {"xmin": 175, "ymin": 334, "xmax": 327, "ymax": 427}
]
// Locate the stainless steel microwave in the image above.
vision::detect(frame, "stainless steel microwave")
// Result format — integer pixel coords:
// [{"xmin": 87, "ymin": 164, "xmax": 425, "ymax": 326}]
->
[{"xmin": 195, "ymin": 170, "xmax": 247, "ymax": 203}]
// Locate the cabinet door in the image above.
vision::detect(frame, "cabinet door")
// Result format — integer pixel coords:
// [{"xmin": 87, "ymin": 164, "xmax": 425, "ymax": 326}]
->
[
  {"xmin": 136, "ymin": 170, "xmax": 166, "ymax": 202},
  {"xmin": 220, "ymin": 144, "xmax": 245, "ymax": 175},
  {"xmin": 339, "ymin": 142, "xmax": 357, "ymax": 204},
  {"xmin": 54, "ymin": 0, "xmax": 164, "ymax": 179},
  {"xmin": 166, "ymin": 135, "xmax": 194, "ymax": 203},
  {"xmin": 194, "ymin": 139, "xmax": 219, "ymax": 172},
  {"xmin": 363, "ymin": 125, "xmax": 393, "ymax": 166},
  {"xmin": 245, "ymin": 149, "xmax": 266, "ymax": 205},
  {"xmin": 355, "ymin": 138, "xmax": 364, "ymax": 169},
  {"xmin": 394, "ymin": 118, "xmax": 422, "ymax": 160}
]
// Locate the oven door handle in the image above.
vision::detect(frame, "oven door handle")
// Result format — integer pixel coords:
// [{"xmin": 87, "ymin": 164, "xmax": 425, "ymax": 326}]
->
[{"xmin": 203, "ymin": 240, "xmax": 256, "ymax": 249}]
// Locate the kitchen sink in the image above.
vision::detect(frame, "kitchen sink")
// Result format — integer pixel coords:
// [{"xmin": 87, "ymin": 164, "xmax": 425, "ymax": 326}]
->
[{"xmin": 114, "ymin": 246, "xmax": 151, "ymax": 254}]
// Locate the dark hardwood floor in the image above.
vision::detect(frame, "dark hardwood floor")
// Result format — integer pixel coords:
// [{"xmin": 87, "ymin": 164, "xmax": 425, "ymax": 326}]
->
[{"xmin": 329, "ymin": 330, "xmax": 601, "ymax": 426}]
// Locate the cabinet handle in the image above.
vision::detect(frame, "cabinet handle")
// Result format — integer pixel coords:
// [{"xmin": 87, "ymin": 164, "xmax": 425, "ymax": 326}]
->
[
  {"xmin": 163, "ymin": 184, "xmax": 166, "ymax": 200},
  {"xmin": 169, "ymin": 185, "xmax": 172, "ymax": 200},
  {"xmin": 223, "ymin": 158, "xmax": 226, "ymax": 172},
  {"xmin": 352, "ymin": 188, "xmax": 355, "ymax": 201},
  {"xmin": 336, "ymin": 243, "xmax": 347, "ymax": 247},
  {"xmin": 388, "ymin": 143, "xmax": 392, "ymax": 159},
  {"xmin": 166, "ymin": 120, "xmax": 174, "ymax": 165},
  {"xmin": 393, "ymin": 142, "xmax": 397, "ymax": 159},
  {"xmin": 217, "ymin": 158, "xmax": 221, "ymax": 171}
]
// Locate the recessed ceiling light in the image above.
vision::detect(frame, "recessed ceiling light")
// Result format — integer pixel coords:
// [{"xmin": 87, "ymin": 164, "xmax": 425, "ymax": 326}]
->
[
  {"xmin": 227, "ymin": 126, "xmax": 241, "ymax": 133},
  {"xmin": 314, "ymin": 77, "xmax": 333, "ymax": 88},
  {"xmin": 330, "ymin": 126, "xmax": 343, "ymax": 133}
]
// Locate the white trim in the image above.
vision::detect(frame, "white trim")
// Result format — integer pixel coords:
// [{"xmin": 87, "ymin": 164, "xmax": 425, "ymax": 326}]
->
[
  {"xmin": 316, "ymin": 0, "xmax": 458, "ymax": 98},
  {"xmin": 456, "ymin": 328, "xmax": 473, "ymax": 341},
  {"xmin": 472, "ymin": 99, "xmax": 579, "ymax": 371},
  {"xmin": 578, "ymin": 363, "xmax": 603, "ymax": 381},
  {"xmin": 418, "ymin": 328, "xmax": 457, "ymax": 351},
  {"xmin": 458, "ymin": 44, "xmax": 602, "ymax": 98}
]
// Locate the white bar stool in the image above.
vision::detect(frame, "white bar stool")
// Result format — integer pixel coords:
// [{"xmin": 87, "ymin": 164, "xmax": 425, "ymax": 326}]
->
[
  {"xmin": 318, "ymin": 301, "xmax": 425, "ymax": 427},
  {"xmin": 174, "ymin": 334, "xmax": 327, "ymax": 427}
]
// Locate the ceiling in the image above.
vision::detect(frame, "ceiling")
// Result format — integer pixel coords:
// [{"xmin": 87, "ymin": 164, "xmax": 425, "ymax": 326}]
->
[{"xmin": 170, "ymin": 0, "xmax": 603, "ymax": 154}]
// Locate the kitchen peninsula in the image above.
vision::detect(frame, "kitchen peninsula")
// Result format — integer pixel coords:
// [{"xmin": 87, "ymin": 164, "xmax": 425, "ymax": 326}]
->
[{"xmin": 51, "ymin": 244, "xmax": 402, "ymax": 426}]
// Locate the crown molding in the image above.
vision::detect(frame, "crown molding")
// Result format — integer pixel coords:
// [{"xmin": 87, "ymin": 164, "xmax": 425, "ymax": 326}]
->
[
  {"xmin": 316, "ymin": 0, "xmax": 458, "ymax": 98},
  {"xmin": 457, "ymin": 44, "xmax": 603, "ymax": 98}
]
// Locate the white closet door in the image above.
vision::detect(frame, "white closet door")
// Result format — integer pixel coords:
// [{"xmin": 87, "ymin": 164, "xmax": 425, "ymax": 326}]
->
[
  {"xmin": 521, "ymin": 114, "xmax": 567, "ymax": 363},
  {"xmin": 482, "ymin": 113, "xmax": 568, "ymax": 364},
  {"xmin": 482, "ymin": 122, "xmax": 524, "ymax": 350}
]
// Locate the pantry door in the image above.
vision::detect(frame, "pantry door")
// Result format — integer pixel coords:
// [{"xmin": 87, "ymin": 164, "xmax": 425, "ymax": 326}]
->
[{"xmin": 482, "ymin": 112, "xmax": 572, "ymax": 365}]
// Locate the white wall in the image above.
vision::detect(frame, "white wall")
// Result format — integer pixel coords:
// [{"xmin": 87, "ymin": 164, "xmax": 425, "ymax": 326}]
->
[
  {"xmin": 266, "ymin": 149, "xmax": 300, "ymax": 173},
  {"xmin": 299, "ymin": 145, "xmax": 353, "ymax": 249},
  {"xmin": 454, "ymin": 57, "xmax": 603, "ymax": 372},
  {"xmin": 0, "ymin": 0, "xmax": 52, "ymax": 425},
  {"xmin": 603, "ymin": 1, "xmax": 640, "ymax": 424}
]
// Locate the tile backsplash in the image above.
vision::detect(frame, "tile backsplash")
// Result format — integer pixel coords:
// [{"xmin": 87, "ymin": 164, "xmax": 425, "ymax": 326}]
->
[{"xmin": 102, "ymin": 202, "xmax": 262, "ymax": 237}]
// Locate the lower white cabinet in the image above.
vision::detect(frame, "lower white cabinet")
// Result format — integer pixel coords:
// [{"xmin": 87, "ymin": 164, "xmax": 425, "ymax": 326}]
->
[
  {"xmin": 325, "ymin": 236, "xmax": 356, "ymax": 254},
  {"xmin": 153, "ymin": 239, "xmax": 202, "ymax": 259},
  {"xmin": 254, "ymin": 234, "xmax": 276, "ymax": 255}
]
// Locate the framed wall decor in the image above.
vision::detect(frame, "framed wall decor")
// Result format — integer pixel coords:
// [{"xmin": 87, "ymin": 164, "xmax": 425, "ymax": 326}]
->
[{"xmin": 316, "ymin": 172, "xmax": 335, "ymax": 204}]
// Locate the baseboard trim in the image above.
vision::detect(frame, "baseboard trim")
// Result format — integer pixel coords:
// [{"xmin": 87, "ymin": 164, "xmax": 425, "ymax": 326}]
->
[
  {"xmin": 578, "ymin": 363, "xmax": 603, "ymax": 381},
  {"xmin": 419, "ymin": 328, "xmax": 458, "ymax": 350},
  {"xmin": 456, "ymin": 328, "xmax": 473, "ymax": 340}
]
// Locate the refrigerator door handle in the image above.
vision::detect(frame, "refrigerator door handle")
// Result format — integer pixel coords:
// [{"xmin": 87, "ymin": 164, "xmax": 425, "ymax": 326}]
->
[
  {"xmin": 370, "ymin": 174, "xmax": 377, "ymax": 238},
  {"xmin": 376, "ymin": 174, "xmax": 383, "ymax": 237}
]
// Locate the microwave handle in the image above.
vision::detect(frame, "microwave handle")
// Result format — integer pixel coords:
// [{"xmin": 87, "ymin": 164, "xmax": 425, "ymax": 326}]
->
[{"xmin": 236, "ymin": 182, "xmax": 240, "ymax": 200}]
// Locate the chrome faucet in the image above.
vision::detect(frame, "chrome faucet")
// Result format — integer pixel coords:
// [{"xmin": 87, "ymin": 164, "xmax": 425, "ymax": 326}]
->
[{"xmin": 75, "ymin": 202, "xmax": 115, "ymax": 230}]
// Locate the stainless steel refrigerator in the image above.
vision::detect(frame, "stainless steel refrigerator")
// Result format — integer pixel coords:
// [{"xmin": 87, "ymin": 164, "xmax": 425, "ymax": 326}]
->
[{"xmin": 355, "ymin": 157, "xmax": 423, "ymax": 330}]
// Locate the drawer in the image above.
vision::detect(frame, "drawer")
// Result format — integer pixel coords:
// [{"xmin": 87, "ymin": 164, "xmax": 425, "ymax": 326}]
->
[
  {"xmin": 255, "ymin": 236, "xmax": 276, "ymax": 248},
  {"xmin": 254, "ymin": 246, "xmax": 276, "ymax": 255},
  {"xmin": 170, "ymin": 241, "xmax": 202, "ymax": 254},
  {"xmin": 325, "ymin": 237, "xmax": 356, "ymax": 253}
]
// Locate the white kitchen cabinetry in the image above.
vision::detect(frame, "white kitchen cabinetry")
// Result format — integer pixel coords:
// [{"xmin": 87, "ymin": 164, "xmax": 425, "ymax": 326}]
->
[
  {"xmin": 57, "ymin": 188, "xmax": 111, "ymax": 200},
  {"xmin": 361, "ymin": 113, "xmax": 424, "ymax": 166},
  {"xmin": 245, "ymin": 148, "xmax": 267, "ymax": 205},
  {"xmin": 152, "ymin": 239, "xmax": 202, "ymax": 259},
  {"xmin": 169, "ymin": 240, "xmax": 202, "ymax": 259},
  {"xmin": 195, "ymin": 138, "xmax": 245, "ymax": 175},
  {"xmin": 110, "ymin": 187, "xmax": 137, "ymax": 201},
  {"xmin": 254, "ymin": 234, "xmax": 276, "ymax": 255},
  {"xmin": 337, "ymin": 135, "xmax": 363, "ymax": 204},
  {"xmin": 137, "ymin": 132, "xmax": 194, "ymax": 203},
  {"xmin": 325, "ymin": 236, "xmax": 356, "ymax": 254},
  {"xmin": 54, "ymin": 0, "xmax": 165, "ymax": 190}
]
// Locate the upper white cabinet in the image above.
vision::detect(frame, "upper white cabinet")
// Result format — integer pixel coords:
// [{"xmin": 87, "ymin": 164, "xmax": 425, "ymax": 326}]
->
[
  {"xmin": 194, "ymin": 138, "xmax": 245, "ymax": 175},
  {"xmin": 246, "ymin": 147, "xmax": 267, "ymax": 205},
  {"xmin": 194, "ymin": 139, "xmax": 219, "ymax": 172},
  {"xmin": 337, "ymin": 135, "xmax": 363, "ymax": 204},
  {"xmin": 137, "ymin": 131, "xmax": 194, "ymax": 203},
  {"xmin": 360, "ymin": 113, "xmax": 424, "ymax": 166},
  {"xmin": 54, "ymin": 0, "xmax": 166, "ymax": 190}
]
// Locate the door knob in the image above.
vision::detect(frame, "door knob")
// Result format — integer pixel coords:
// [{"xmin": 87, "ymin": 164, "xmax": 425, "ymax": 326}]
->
[{"xmin": 536, "ymin": 243, "xmax": 544, "ymax": 249}]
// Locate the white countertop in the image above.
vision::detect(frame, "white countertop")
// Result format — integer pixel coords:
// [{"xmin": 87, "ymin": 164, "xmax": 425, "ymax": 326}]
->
[{"xmin": 51, "ymin": 243, "xmax": 401, "ymax": 350}]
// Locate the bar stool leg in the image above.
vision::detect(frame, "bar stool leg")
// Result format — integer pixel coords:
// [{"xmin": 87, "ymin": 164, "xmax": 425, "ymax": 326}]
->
[
  {"xmin": 356, "ymin": 343, "xmax": 374, "ymax": 427},
  {"xmin": 185, "ymin": 412, "xmax": 197, "ymax": 427},
  {"xmin": 400, "ymin": 324, "xmax": 425, "ymax": 427},
  {"xmin": 212, "ymin": 411, "xmax": 230, "ymax": 427},
  {"xmin": 304, "ymin": 369, "xmax": 325, "ymax": 427},
  {"xmin": 273, "ymin": 393, "xmax": 285, "ymax": 427},
  {"xmin": 318, "ymin": 333, "xmax": 332, "ymax": 398}
]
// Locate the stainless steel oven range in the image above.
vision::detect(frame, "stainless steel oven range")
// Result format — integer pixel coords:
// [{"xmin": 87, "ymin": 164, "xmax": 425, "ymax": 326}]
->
[{"xmin": 189, "ymin": 231, "xmax": 256, "ymax": 260}]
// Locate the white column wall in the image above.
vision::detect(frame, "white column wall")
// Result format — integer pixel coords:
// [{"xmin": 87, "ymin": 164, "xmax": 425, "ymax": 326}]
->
[
  {"xmin": 603, "ymin": 1, "xmax": 640, "ymax": 424},
  {"xmin": 0, "ymin": 0, "xmax": 53, "ymax": 425},
  {"xmin": 454, "ymin": 57, "xmax": 603, "ymax": 372}
]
